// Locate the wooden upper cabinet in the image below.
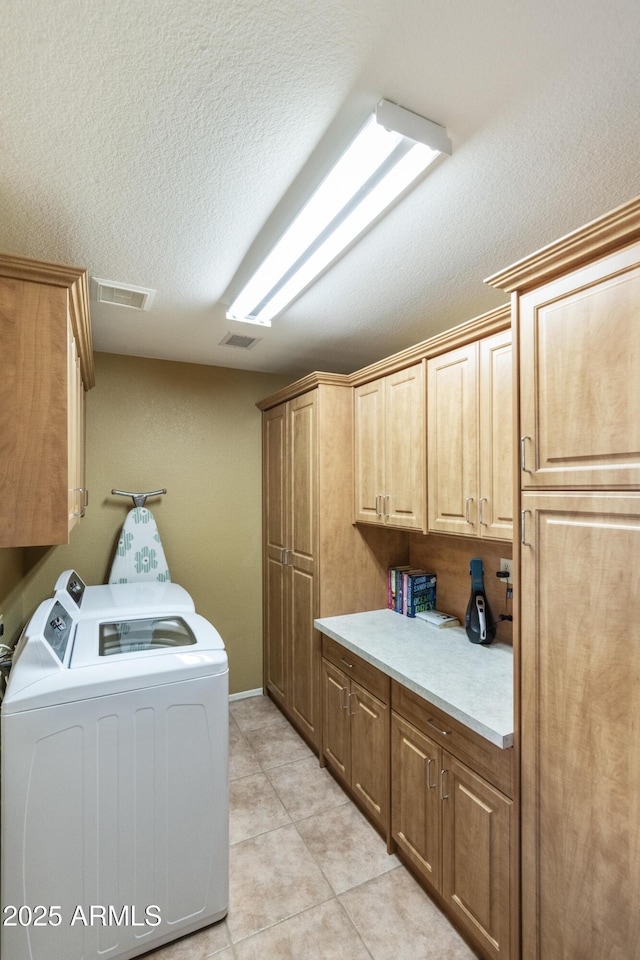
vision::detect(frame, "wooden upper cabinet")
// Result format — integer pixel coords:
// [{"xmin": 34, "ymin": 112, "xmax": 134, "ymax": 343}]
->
[
  {"xmin": 518, "ymin": 238, "xmax": 640, "ymax": 489},
  {"xmin": 428, "ymin": 342, "xmax": 478, "ymax": 536},
  {"xmin": 353, "ymin": 377, "xmax": 385, "ymax": 525},
  {"xmin": 354, "ymin": 362, "xmax": 426, "ymax": 532},
  {"xmin": 479, "ymin": 331, "xmax": 513, "ymax": 539},
  {"xmin": 428, "ymin": 331, "xmax": 512, "ymax": 540},
  {"xmin": 0, "ymin": 255, "xmax": 94, "ymax": 548}
]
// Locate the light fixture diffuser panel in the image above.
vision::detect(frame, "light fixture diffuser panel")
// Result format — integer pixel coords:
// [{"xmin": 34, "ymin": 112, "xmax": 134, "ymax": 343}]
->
[{"xmin": 226, "ymin": 99, "xmax": 451, "ymax": 325}]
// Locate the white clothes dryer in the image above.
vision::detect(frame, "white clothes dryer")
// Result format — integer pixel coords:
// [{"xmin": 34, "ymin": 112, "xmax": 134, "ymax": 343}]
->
[{"xmin": 1, "ymin": 570, "xmax": 228, "ymax": 960}]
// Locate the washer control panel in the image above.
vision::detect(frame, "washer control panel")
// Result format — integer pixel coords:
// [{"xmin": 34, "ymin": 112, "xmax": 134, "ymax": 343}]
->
[
  {"xmin": 44, "ymin": 601, "xmax": 74, "ymax": 663},
  {"xmin": 55, "ymin": 570, "xmax": 87, "ymax": 609}
]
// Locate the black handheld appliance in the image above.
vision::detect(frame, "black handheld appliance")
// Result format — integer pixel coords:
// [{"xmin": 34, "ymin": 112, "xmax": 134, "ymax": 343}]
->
[{"xmin": 465, "ymin": 558, "xmax": 496, "ymax": 645}]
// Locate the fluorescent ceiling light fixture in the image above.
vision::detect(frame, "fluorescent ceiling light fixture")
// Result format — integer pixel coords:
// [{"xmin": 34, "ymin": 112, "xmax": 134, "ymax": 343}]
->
[{"xmin": 226, "ymin": 100, "xmax": 451, "ymax": 326}]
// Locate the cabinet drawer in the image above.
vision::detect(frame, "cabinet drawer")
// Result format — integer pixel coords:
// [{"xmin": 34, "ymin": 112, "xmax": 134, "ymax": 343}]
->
[
  {"xmin": 322, "ymin": 636, "xmax": 390, "ymax": 703},
  {"xmin": 392, "ymin": 681, "xmax": 513, "ymax": 798}
]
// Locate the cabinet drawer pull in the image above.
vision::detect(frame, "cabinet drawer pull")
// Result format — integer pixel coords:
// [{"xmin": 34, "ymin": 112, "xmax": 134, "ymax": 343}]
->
[
  {"xmin": 426, "ymin": 758, "xmax": 436, "ymax": 790},
  {"xmin": 428, "ymin": 717, "xmax": 451, "ymax": 736},
  {"xmin": 440, "ymin": 768, "xmax": 449, "ymax": 800},
  {"xmin": 520, "ymin": 435, "xmax": 532, "ymax": 473},
  {"xmin": 340, "ymin": 657, "xmax": 354, "ymax": 669},
  {"xmin": 465, "ymin": 497, "xmax": 474, "ymax": 523}
]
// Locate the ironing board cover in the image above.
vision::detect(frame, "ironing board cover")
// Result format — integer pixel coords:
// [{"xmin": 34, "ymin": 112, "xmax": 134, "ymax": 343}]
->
[{"xmin": 109, "ymin": 507, "xmax": 171, "ymax": 584}]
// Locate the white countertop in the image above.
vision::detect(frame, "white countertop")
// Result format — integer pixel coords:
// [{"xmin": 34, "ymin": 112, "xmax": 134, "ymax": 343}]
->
[{"xmin": 314, "ymin": 609, "xmax": 514, "ymax": 749}]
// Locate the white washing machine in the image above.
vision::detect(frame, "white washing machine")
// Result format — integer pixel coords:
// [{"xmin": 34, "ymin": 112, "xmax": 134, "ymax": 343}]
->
[{"xmin": 1, "ymin": 570, "xmax": 229, "ymax": 960}]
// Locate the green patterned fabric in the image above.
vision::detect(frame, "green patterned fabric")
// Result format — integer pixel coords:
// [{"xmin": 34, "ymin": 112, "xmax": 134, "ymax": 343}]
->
[{"xmin": 109, "ymin": 507, "xmax": 171, "ymax": 583}]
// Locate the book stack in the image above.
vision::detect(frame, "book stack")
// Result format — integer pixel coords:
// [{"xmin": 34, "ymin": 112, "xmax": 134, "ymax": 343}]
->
[
  {"xmin": 388, "ymin": 566, "xmax": 437, "ymax": 617},
  {"xmin": 387, "ymin": 565, "xmax": 410, "ymax": 611}
]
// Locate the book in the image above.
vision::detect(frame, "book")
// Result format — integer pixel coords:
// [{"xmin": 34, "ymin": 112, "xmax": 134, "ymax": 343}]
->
[
  {"xmin": 401, "ymin": 569, "xmax": 428, "ymax": 615},
  {"xmin": 388, "ymin": 565, "xmax": 410, "ymax": 611},
  {"xmin": 415, "ymin": 609, "xmax": 460, "ymax": 628},
  {"xmin": 407, "ymin": 573, "xmax": 437, "ymax": 617}
]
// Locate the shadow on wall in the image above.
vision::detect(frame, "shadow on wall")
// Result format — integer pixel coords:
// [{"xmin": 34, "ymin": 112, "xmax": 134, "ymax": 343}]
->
[{"xmin": 409, "ymin": 533, "xmax": 514, "ymax": 644}]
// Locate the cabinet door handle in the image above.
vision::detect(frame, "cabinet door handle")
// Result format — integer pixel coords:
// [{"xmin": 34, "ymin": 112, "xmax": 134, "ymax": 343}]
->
[
  {"xmin": 427, "ymin": 718, "xmax": 451, "ymax": 736},
  {"xmin": 440, "ymin": 769, "xmax": 449, "ymax": 800},
  {"xmin": 426, "ymin": 758, "xmax": 436, "ymax": 790},
  {"xmin": 348, "ymin": 691, "xmax": 357, "ymax": 716},
  {"xmin": 521, "ymin": 435, "xmax": 532, "ymax": 473},
  {"xmin": 340, "ymin": 657, "xmax": 354, "ymax": 669},
  {"xmin": 479, "ymin": 497, "xmax": 488, "ymax": 526},
  {"xmin": 70, "ymin": 488, "xmax": 84, "ymax": 518},
  {"xmin": 465, "ymin": 497, "xmax": 474, "ymax": 523},
  {"xmin": 339, "ymin": 686, "xmax": 348, "ymax": 710},
  {"xmin": 521, "ymin": 509, "xmax": 532, "ymax": 547},
  {"xmin": 375, "ymin": 494, "xmax": 382, "ymax": 517},
  {"xmin": 384, "ymin": 494, "xmax": 390, "ymax": 518}
]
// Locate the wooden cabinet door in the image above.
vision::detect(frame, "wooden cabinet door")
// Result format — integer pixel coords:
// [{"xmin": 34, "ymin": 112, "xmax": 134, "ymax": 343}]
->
[
  {"xmin": 385, "ymin": 364, "xmax": 426, "ymax": 531},
  {"xmin": 520, "ymin": 492, "xmax": 640, "ymax": 960},
  {"xmin": 0, "ymin": 278, "xmax": 69, "ymax": 546},
  {"xmin": 263, "ymin": 403, "xmax": 288, "ymax": 705},
  {"xmin": 519, "ymin": 239, "xmax": 640, "ymax": 489},
  {"xmin": 349, "ymin": 680, "xmax": 389, "ymax": 831},
  {"xmin": 353, "ymin": 378, "xmax": 385, "ymax": 525},
  {"xmin": 322, "ymin": 659, "xmax": 350, "ymax": 781},
  {"xmin": 391, "ymin": 713, "xmax": 442, "ymax": 890},
  {"xmin": 287, "ymin": 393, "xmax": 318, "ymax": 746},
  {"xmin": 479, "ymin": 331, "xmax": 513, "ymax": 540},
  {"xmin": 442, "ymin": 752, "xmax": 512, "ymax": 960},
  {"xmin": 428, "ymin": 343, "xmax": 479, "ymax": 535},
  {"xmin": 289, "ymin": 563, "xmax": 318, "ymax": 744}
]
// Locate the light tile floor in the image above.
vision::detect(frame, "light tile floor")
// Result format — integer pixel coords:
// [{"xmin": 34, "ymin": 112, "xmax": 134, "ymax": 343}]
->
[{"xmin": 147, "ymin": 695, "xmax": 477, "ymax": 960}]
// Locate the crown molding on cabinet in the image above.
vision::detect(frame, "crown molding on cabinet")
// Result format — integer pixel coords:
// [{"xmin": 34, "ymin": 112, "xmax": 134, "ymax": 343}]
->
[
  {"xmin": 256, "ymin": 371, "xmax": 351, "ymax": 410},
  {"xmin": 0, "ymin": 252, "xmax": 95, "ymax": 388},
  {"xmin": 257, "ymin": 304, "xmax": 511, "ymax": 410},
  {"xmin": 485, "ymin": 194, "xmax": 640, "ymax": 293},
  {"xmin": 349, "ymin": 303, "xmax": 511, "ymax": 386}
]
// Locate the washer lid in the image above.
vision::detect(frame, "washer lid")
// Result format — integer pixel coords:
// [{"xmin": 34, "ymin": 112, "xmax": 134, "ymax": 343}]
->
[
  {"xmin": 70, "ymin": 612, "xmax": 224, "ymax": 668},
  {"xmin": 97, "ymin": 615, "xmax": 196, "ymax": 657},
  {"xmin": 2, "ymin": 612, "xmax": 227, "ymax": 714}
]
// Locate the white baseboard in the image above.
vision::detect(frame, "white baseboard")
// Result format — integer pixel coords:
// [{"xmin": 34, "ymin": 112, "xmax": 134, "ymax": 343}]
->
[{"xmin": 228, "ymin": 687, "xmax": 263, "ymax": 702}]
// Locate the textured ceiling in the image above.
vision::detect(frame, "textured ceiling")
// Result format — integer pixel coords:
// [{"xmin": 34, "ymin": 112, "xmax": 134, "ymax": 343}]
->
[{"xmin": 2, "ymin": 0, "xmax": 640, "ymax": 377}]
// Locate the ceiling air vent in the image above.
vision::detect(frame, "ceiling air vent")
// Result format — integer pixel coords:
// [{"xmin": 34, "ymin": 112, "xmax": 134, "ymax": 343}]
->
[
  {"xmin": 220, "ymin": 331, "xmax": 261, "ymax": 349},
  {"xmin": 90, "ymin": 277, "xmax": 156, "ymax": 311}
]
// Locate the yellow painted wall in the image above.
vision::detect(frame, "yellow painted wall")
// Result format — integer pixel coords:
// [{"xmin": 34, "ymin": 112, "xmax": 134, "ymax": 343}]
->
[{"xmin": 0, "ymin": 352, "xmax": 289, "ymax": 693}]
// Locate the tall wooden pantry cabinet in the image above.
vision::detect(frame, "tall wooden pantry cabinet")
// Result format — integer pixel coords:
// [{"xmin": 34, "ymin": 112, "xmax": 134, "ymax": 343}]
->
[
  {"xmin": 487, "ymin": 195, "xmax": 640, "ymax": 960},
  {"xmin": 258, "ymin": 375, "xmax": 399, "ymax": 751}
]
